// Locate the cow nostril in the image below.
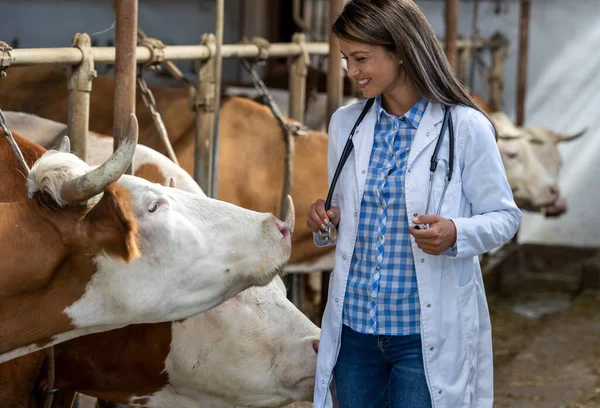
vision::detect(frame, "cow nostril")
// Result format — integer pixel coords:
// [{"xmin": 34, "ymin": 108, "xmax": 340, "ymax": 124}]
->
[
  {"xmin": 548, "ymin": 184, "xmax": 560, "ymax": 196},
  {"xmin": 312, "ymin": 339, "xmax": 320, "ymax": 353},
  {"xmin": 276, "ymin": 220, "xmax": 290, "ymax": 240}
]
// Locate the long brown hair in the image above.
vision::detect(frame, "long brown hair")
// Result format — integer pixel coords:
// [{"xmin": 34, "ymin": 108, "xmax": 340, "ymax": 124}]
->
[{"xmin": 333, "ymin": 0, "xmax": 488, "ymax": 118}]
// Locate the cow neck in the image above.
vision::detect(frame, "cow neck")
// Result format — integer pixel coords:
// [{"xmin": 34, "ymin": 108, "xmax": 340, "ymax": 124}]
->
[
  {"xmin": 0, "ymin": 201, "xmax": 93, "ymax": 358},
  {"xmin": 51, "ymin": 322, "xmax": 172, "ymax": 402}
]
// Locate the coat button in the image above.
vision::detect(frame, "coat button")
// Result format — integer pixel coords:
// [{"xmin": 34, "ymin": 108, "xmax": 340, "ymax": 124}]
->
[
  {"xmin": 438, "ymin": 390, "xmax": 443, "ymax": 394},
  {"xmin": 421, "ymin": 259, "xmax": 425, "ymax": 263},
  {"xmin": 362, "ymin": 170, "xmax": 366, "ymax": 174},
  {"xmin": 427, "ymin": 132, "xmax": 431, "ymax": 136},
  {"xmin": 430, "ymin": 346, "xmax": 435, "ymax": 351},
  {"xmin": 413, "ymin": 213, "xmax": 418, "ymax": 217},
  {"xmin": 322, "ymin": 380, "xmax": 326, "ymax": 385},
  {"xmin": 427, "ymin": 303, "xmax": 431, "ymax": 308},
  {"xmin": 335, "ymin": 298, "xmax": 339, "ymax": 303},
  {"xmin": 342, "ymin": 255, "xmax": 347, "ymax": 260},
  {"xmin": 354, "ymin": 212, "xmax": 358, "ymax": 217}
]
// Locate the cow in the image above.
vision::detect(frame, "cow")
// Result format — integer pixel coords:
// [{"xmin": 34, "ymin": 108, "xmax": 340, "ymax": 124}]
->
[
  {"xmin": 0, "ymin": 126, "xmax": 293, "ymax": 363},
  {"xmin": 0, "ymin": 127, "xmax": 317, "ymax": 408},
  {"xmin": 224, "ymin": 85, "xmax": 359, "ymax": 131},
  {"xmin": 1, "ymin": 277, "xmax": 319, "ymax": 408},
  {"xmin": 491, "ymin": 111, "xmax": 586, "ymax": 216}
]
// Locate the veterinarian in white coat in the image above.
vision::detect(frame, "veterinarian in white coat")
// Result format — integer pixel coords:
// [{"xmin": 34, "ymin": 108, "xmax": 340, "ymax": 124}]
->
[{"xmin": 307, "ymin": 1, "xmax": 521, "ymax": 407}]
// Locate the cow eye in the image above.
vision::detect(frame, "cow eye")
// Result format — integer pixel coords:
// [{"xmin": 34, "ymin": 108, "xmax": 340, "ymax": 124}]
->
[
  {"xmin": 506, "ymin": 152, "xmax": 518, "ymax": 159},
  {"xmin": 148, "ymin": 201, "xmax": 159, "ymax": 213}
]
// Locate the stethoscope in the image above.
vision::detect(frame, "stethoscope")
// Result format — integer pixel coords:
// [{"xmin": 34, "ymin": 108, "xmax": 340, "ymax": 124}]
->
[{"xmin": 318, "ymin": 98, "xmax": 455, "ymax": 243}]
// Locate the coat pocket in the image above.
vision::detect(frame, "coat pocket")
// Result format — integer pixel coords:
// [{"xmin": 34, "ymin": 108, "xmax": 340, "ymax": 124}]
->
[{"xmin": 457, "ymin": 276, "xmax": 479, "ymax": 362}]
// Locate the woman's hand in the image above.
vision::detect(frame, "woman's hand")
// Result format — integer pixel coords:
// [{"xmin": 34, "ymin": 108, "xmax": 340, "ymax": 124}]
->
[
  {"xmin": 307, "ymin": 199, "xmax": 341, "ymax": 233},
  {"xmin": 409, "ymin": 215, "xmax": 457, "ymax": 255}
]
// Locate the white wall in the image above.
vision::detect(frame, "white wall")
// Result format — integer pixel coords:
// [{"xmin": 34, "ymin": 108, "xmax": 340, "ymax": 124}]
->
[{"xmin": 419, "ymin": 0, "xmax": 600, "ymax": 248}]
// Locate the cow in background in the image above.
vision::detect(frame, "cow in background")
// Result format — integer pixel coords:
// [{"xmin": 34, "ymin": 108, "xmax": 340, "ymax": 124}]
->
[{"xmin": 491, "ymin": 111, "xmax": 585, "ymax": 216}]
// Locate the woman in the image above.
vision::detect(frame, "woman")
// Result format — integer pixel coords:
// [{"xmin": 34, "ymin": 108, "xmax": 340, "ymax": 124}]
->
[{"xmin": 306, "ymin": 1, "xmax": 521, "ymax": 407}]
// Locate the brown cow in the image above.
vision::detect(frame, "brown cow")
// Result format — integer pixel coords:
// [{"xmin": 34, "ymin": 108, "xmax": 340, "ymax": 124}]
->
[{"xmin": 0, "ymin": 126, "xmax": 293, "ymax": 363}]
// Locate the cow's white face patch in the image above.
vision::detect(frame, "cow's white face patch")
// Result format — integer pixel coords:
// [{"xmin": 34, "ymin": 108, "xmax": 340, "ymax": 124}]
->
[
  {"xmin": 65, "ymin": 175, "xmax": 292, "ymax": 327},
  {"xmin": 145, "ymin": 276, "xmax": 320, "ymax": 408}
]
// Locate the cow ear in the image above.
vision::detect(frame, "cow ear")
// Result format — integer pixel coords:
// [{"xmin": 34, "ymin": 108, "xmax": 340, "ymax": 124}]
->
[
  {"xmin": 82, "ymin": 184, "xmax": 140, "ymax": 263},
  {"xmin": 58, "ymin": 136, "xmax": 71, "ymax": 153}
]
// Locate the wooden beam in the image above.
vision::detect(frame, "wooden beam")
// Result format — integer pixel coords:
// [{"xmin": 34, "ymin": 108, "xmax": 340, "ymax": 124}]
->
[
  {"xmin": 516, "ymin": 0, "xmax": 530, "ymax": 126},
  {"xmin": 445, "ymin": 0, "xmax": 459, "ymax": 71}
]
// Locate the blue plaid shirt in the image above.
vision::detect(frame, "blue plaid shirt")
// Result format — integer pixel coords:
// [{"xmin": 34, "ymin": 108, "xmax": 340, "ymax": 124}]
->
[{"xmin": 343, "ymin": 96, "xmax": 428, "ymax": 336}]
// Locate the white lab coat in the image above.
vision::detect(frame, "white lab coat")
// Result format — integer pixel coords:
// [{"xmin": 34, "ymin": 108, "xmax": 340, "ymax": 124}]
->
[{"xmin": 313, "ymin": 100, "xmax": 522, "ymax": 408}]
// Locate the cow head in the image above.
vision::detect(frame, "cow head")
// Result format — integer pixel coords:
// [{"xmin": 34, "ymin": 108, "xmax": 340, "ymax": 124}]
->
[
  {"xmin": 148, "ymin": 276, "xmax": 319, "ymax": 407},
  {"xmin": 491, "ymin": 112, "xmax": 585, "ymax": 216}
]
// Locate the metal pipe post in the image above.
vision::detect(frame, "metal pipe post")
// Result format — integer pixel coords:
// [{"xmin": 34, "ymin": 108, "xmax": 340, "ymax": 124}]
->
[
  {"xmin": 289, "ymin": 33, "xmax": 309, "ymax": 123},
  {"xmin": 326, "ymin": 0, "xmax": 344, "ymax": 127},
  {"xmin": 194, "ymin": 34, "xmax": 218, "ymax": 196},
  {"xmin": 113, "ymin": 0, "xmax": 138, "ymax": 175},
  {"xmin": 445, "ymin": 0, "xmax": 459, "ymax": 71},
  {"xmin": 516, "ymin": 0, "xmax": 530, "ymax": 126},
  {"xmin": 9, "ymin": 42, "xmax": 331, "ymax": 66},
  {"xmin": 211, "ymin": 0, "xmax": 224, "ymax": 199},
  {"xmin": 67, "ymin": 33, "xmax": 96, "ymax": 160}
]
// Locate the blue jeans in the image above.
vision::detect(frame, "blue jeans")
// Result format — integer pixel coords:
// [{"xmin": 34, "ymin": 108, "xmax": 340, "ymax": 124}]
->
[{"xmin": 334, "ymin": 325, "xmax": 432, "ymax": 408}]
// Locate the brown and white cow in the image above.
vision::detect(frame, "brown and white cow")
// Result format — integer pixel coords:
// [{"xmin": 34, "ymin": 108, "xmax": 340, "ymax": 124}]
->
[
  {"xmin": 1, "ymin": 277, "xmax": 319, "ymax": 408},
  {"xmin": 0, "ymin": 128, "xmax": 293, "ymax": 363},
  {"xmin": 0, "ymin": 131, "xmax": 317, "ymax": 408},
  {"xmin": 490, "ymin": 111, "xmax": 586, "ymax": 216}
]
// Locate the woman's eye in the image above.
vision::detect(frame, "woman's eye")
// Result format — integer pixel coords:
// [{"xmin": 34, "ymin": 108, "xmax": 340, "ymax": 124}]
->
[
  {"xmin": 148, "ymin": 201, "xmax": 158, "ymax": 213},
  {"xmin": 356, "ymin": 57, "xmax": 366, "ymax": 62}
]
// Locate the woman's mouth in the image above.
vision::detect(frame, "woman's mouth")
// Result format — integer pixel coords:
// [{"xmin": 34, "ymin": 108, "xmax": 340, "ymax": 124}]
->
[{"xmin": 358, "ymin": 78, "xmax": 371, "ymax": 88}]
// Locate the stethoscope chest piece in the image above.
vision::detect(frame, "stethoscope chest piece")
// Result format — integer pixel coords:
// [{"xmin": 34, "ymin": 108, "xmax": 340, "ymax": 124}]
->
[{"xmin": 317, "ymin": 222, "xmax": 338, "ymax": 243}]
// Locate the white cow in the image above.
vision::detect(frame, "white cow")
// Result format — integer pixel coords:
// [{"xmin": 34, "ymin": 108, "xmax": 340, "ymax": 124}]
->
[
  {"xmin": 24, "ymin": 276, "xmax": 319, "ymax": 408},
  {"xmin": 492, "ymin": 112, "xmax": 586, "ymax": 216}
]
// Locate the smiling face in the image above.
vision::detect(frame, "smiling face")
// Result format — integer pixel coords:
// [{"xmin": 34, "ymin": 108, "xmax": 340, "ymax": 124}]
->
[{"xmin": 339, "ymin": 39, "xmax": 404, "ymax": 99}]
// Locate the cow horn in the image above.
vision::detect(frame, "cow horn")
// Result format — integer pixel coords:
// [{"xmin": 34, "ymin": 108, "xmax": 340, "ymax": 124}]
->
[
  {"xmin": 169, "ymin": 177, "xmax": 176, "ymax": 188},
  {"xmin": 58, "ymin": 135, "xmax": 71, "ymax": 152},
  {"xmin": 557, "ymin": 128, "xmax": 587, "ymax": 142},
  {"xmin": 497, "ymin": 134, "xmax": 522, "ymax": 140},
  {"xmin": 283, "ymin": 195, "xmax": 295, "ymax": 235},
  {"xmin": 61, "ymin": 114, "xmax": 138, "ymax": 204}
]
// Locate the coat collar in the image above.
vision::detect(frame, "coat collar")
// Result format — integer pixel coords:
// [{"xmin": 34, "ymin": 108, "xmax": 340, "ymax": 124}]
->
[
  {"xmin": 350, "ymin": 99, "xmax": 446, "ymax": 179},
  {"xmin": 407, "ymin": 101, "xmax": 445, "ymax": 170}
]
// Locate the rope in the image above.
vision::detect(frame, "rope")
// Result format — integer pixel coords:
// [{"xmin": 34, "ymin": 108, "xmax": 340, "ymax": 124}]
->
[
  {"xmin": 42, "ymin": 347, "xmax": 57, "ymax": 408},
  {"xmin": 239, "ymin": 57, "xmax": 306, "ymax": 220}
]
